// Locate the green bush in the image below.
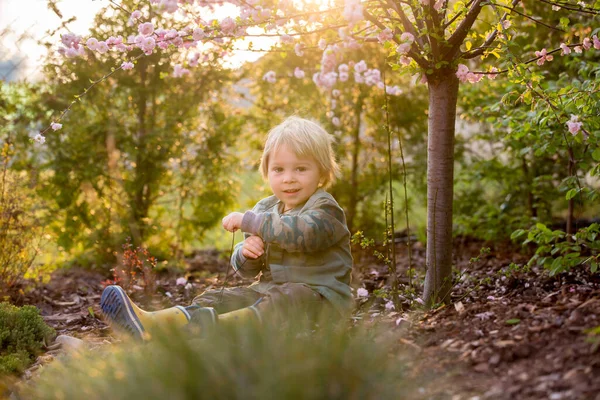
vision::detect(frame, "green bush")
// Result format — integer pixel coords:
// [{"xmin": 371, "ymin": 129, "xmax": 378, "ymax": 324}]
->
[
  {"xmin": 24, "ymin": 319, "xmax": 413, "ymax": 399},
  {"xmin": 0, "ymin": 303, "xmax": 55, "ymax": 375},
  {"xmin": 511, "ymin": 223, "xmax": 600, "ymax": 275}
]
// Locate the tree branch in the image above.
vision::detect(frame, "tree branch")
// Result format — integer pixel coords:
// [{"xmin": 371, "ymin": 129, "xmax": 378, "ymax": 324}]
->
[
  {"xmin": 490, "ymin": 1, "xmax": 565, "ymax": 31},
  {"xmin": 462, "ymin": 0, "xmax": 521, "ymax": 59},
  {"xmin": 444, "ymin": 0, "xmax": 485, "ymax": 59}
]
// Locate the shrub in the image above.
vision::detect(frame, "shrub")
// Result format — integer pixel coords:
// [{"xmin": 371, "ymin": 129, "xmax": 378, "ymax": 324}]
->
[
  {"xmin": 24, "ymin": 319, "xmax": 413, "ymax": 399},
  {"xmin": 512, "ymin": 222, "xmax": 600, "ymax": 275},
  {"xmin": 0, "ymin": 302, "xmax": 55, "ymax": 375},
  {"xmin": 0, "ymin": 142, "xmax": 45, "ymax": 298}
]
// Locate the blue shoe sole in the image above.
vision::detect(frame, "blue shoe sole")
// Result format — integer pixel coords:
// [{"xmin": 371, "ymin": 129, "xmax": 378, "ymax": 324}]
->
[{"xmin": 100, "ymin": 285, "xmax": 145, "ymax": 340}]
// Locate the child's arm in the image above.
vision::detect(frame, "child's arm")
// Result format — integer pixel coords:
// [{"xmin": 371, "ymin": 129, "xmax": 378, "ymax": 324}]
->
[
  {"xmin": 231, "ymin": 235, "xmax": 265, "ymax": 279},
  {"xmin": 241, "ymin": 198, "xmax": 349, "ymax": 253}
]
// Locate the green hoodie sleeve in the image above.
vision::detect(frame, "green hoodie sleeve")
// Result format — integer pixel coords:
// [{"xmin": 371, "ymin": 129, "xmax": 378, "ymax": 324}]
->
[
  {"xmin": 231, "ymin": 234, "xmax": 265, "ymax": 279},
  {"xmin": 241, "ymin": 198, "xmax": 349, "ymax": 253}
]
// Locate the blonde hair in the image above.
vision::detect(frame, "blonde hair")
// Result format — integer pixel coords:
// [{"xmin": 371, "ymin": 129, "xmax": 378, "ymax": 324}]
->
[{"xmin": 259, "ymin": 116, "xmax": 339, "ymax": 188}]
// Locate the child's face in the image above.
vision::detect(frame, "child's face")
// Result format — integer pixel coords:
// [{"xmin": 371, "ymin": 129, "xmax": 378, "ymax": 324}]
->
[{"xmin": 267, "ymin": 144, "xmax": 321, "ymax": 211}]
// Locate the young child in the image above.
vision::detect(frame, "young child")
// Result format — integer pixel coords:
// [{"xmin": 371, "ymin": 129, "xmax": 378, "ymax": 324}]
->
[{"xmin": 100, "ymin": 116, "xmax": 354, "ymax": 340}]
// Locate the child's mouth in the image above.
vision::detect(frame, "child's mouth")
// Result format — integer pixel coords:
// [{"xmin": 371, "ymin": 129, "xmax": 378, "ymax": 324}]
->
[{"xmin": 283, "ymin": 189, "xmax": 300, "ymax": 194}]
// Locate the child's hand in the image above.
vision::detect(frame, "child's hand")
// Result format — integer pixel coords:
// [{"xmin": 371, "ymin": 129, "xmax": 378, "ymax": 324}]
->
[
  {"xmin": 222, "ymin": 212, "xmax": 244, "ymax": 232},
  {"xmin": 242, "ymin": 235, "xmax": 264, "ymax": 259}
]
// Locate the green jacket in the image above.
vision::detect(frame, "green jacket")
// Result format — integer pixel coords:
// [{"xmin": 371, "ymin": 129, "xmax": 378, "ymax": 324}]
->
[{"xmin": 231, "ymin": 189, "xmax": 354, "ymax": 315}]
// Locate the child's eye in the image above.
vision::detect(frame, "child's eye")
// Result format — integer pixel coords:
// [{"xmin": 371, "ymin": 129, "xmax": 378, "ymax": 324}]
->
[
  {"xmin": 297, "ymin": 167, "xmax": 306, "ymax": 172},
  {"xmin": 273, "ymin": 167, "xmax": 283, "ymax": 173}
]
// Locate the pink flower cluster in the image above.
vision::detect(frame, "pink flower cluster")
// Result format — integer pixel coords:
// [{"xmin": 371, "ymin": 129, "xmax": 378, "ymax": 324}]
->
[
  {"xmin": 456, "ymin": 64, "xmax": 498, "ymax": 83},
  {"xmin": 566, "ymin": 115, "xmax": 583, "ymax": 136},
  {"xmin": 343, "ymin": 0, "xmax": 364, "ymax": 26},
  {"xmin": 396, "ymin": 32, "xmax": 415, "ymax": 55},
  {"xmin": 534, "ymin": 48, "xmax": 553, "ymax": 66},
  {"xmin": 58, "ymin": 33, "xmax": 86, "ymax": 58}
]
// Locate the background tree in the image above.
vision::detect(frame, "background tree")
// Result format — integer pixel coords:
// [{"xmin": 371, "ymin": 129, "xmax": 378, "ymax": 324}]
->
[
  {"xmin": 51, "ymin": 0, "xmax": 600, "ymax": 303},
  {"xmin": 15, "ymin": 1, "xmax": 244, "ymax": 267}
]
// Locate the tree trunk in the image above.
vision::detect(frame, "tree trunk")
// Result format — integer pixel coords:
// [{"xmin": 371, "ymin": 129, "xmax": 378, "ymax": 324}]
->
[
  {"xmin": 346, "ymin": 95, "xmax": 365, "ymax": 234},
  {"xmin": 566, "ymin": 147, "xmax": 575, "ymax": 238},
  {"xmin": 423, "ymin": 69, "xmax": 459, "ymax": 305}
]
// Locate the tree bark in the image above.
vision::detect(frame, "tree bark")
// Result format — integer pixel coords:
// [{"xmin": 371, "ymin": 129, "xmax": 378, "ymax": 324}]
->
[
  {"xmin": 423, "ymin": 69, "xmax": 459, "ymax": 305},
  {"xmin": 346, "ymin": 95, "xmax": 365, "ymax": 234}
]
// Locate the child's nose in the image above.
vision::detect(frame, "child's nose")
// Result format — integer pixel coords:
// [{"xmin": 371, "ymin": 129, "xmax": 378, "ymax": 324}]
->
[{"xmin": 283, "ymin": 173, "xmax": 296, "ymax": 183}]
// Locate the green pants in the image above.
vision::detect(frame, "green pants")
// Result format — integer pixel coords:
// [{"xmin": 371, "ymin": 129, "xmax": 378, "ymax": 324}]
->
[{"xmin": 190, "ymin": 282, "xmax": 331, "ymax": 324}]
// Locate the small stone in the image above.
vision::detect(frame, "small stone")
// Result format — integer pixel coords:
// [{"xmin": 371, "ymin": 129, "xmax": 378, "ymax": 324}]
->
[
  {"xmin": 489, "ymin": 353, "xmax": 501, "ymax": 365},
  {"xmin": 55, "ymin": 335, "xmax": 86, "ymax": 352}
]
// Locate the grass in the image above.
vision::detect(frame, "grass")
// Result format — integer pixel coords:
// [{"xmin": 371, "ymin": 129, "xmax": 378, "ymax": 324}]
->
[{"xmin": 20, "ymin": 318, "xmax": 415, "ymax": 400}]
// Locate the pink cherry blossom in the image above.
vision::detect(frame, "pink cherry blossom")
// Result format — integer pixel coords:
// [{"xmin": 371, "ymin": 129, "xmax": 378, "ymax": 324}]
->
[
  {"xmin": 33, "ymin": 133, "xmax": 46, "ymax": 144},
  {"xmin": 560, "ymin": 43, "xmax": 571, "ymax": 55},
  {"xmin": 339, "ymin": 72, "xmax": 349, "ymax": 82},
  {"xmin": 138, "ymin": 22, "xmax": 154, "ymax": 37},
  {"xmin": 176, "ymin": 277, "xmax": 187, "ymax": 286},
  {"xmin": 400, "ymin": 32, "xmax": 414, "ymax": 43},
  {"xmin": 566, "ymin": 115, "xmax": 583, "ymax": 135},
  {"xmin": 294, "ymin": 43, "xmax": 304, "ymax": 57},
  {"xmin": 354, "ymin": 60, "xmax": 367, "ymax": 73},
  {"xmin": 534, "ymin": 48, "xmax": 553, "ymax": 65},
  {"xmin": 385, "ymin": 300, "xmax": 395, "ymax": 310},
  {"xmin": 318, "ymin": 39, "xmax": 327, "ymax": 50},
  {"xmin": 294, "ymin": 67, "xmax": 305, "ymax": 79},
  {"xmin": 364, "ymin": 68, "xmax": 381, "ymax": 86},
  {"xmin": 502, "ymin": 20, "xmax": 511, "ymax": 29},
  {"xmin": 320, "ymin": 47, "xmax": 337, "ymax": 74},
  {"xmin": 582, "ymin": 37, "xmax": 592, "ymax": 50},
  {"xmin": 593, "ymin": 35, "xmax": 600, "ymax": 49},
  {"xmin": 280, "ymin": 34, "xmax": 294, "ymax": 44},
  {"xmin": 121, "ymin": 61, "xmax": 134, "ymax": 70},
  {"xmin": 220, "ymin": 17, "xmax": 236, "ymax": 34},
  {"xmin": 332, "ymin": 89, "xmax": 341, "ymax": 97},
  {"xmin": 193, "ymin": 28, "xmax": 205, "ymax": 41},
  {"xmin": 51, "ymin": 122, "xmax": 62, "ymax": 131},
  {"xmin": 396, "ymin": 42, "xmax": 411, "ymax": 54},
  {"xmin": 356, "ymin": 287, "xmax": 368, "ymax": 298},
  {"xmin": 96, "ymin": 41, "xmax": 109, "ymax": 54},
  {"xmin": 378, "ymin": 28, "xmax": 393, "ymax": 44},
  {"xmin": 131, "ymin": 10, "xmax": 142, "ymax": 20},
  {"xmin": 173, "ymin": 64, "xmax": 190, "ymax": 78},
  {"xmin": 140, "ymin": 37, "xmax": 156, "ymax": 54},
  {"xmin": 456, "ymin": 64, "xmax": 470, "ymax": 82},
  {"xmin": 188, "ymin": 53, "xmax": 200, "ymax": 67},
  {"xmin": 313, "ymin": 72, "xmax": 337, "ymax": 89},
  {"xmin": 574, "ymin": 46, "xmax": 583, "ymax": 53},
  {"xmin": 343, "ymin": 0, "xmax": 364, "ymax": 25},
  {"xmin": 488, "ymin": 67, "xmax": 498, "ymax": 80},
  {"xmin": 86, "ymin": 38, "xmax": 99, "ymax": 50},
  {"xmin": 399, "ymin": 55, "xmax": 411, "ymax": 65},
  {"xmin": 263, "ymin": 70, "xmax": 276, "ymax": 83},
  {"xmin": 467, "ymin": 72, "xmax": 483, "ymax": 83},
  {"xmin": 386, "ymin": 85, "xmax": 402, "ymax": 95},
  {"xmin": 61, "ymin": 33, "xmax": 81, "ymax": 48},
  {"xmin": 64, "ymin": 47, "xmax": 79, "ymax": 58},
  {"xmin": 332, "ymin": 117, "xmax": 341, "ymax": 127}
]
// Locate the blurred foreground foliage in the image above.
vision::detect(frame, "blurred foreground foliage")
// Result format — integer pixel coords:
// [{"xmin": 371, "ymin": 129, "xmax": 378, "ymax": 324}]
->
[{"xmin": 20, "ymin": 319, "xmax": 412, "ymax": 400}]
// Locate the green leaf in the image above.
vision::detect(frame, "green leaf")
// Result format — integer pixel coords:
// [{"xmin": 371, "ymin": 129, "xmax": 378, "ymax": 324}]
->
[
  {"xmin": 505, "ymin": 319, "xmax": 521, "ymax": 325},
  {"xmin": 592, "ymin": 148, "xmax": 600, "ymax": 162},
  {"xmin": 510, "ymin": 229, "xmax": 526, "ymax": 240},
  {"xmin": 566, "ymin": 188, "xmax": 578, "ymax": 200},
  {"xmin": 88, "ymin": 307, "xmax": 95, "ymax": 318}
]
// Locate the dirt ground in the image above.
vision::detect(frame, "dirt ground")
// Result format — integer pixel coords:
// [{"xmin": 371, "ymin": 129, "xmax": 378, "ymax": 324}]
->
[{"xmin": 11, "ymin": 240, "xmax": 600, "ymax": 399}]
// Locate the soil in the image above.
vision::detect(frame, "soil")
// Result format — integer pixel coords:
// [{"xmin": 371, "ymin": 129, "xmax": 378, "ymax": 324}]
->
[{"xmin": 7, "ymin": 239, "xmax": 600, "ymax": 399}]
